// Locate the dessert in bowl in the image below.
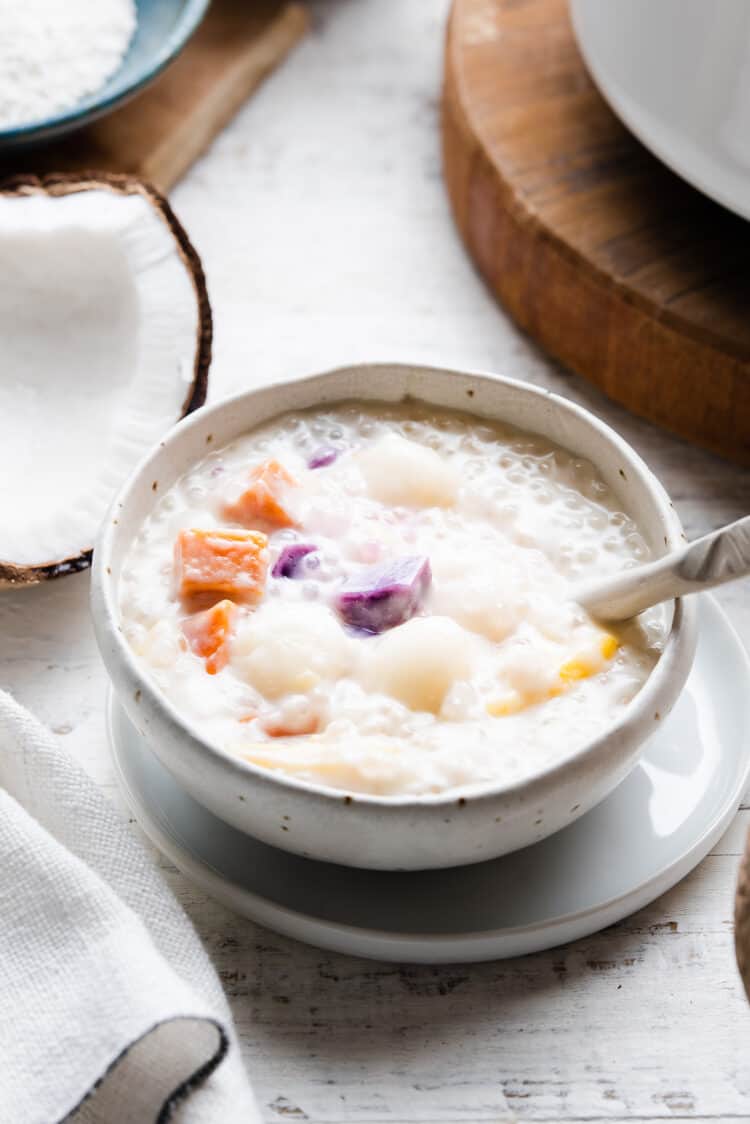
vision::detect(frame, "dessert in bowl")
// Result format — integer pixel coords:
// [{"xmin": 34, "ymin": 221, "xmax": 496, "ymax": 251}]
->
[{"xmin": 92, "ymin": 364, "xmax": 698, "ymax": 869}]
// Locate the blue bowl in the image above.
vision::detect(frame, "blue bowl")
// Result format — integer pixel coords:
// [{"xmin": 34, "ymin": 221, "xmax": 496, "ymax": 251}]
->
[{"xmin": 0, "ymin": 0, "xmax": 211, "ymax": 148}]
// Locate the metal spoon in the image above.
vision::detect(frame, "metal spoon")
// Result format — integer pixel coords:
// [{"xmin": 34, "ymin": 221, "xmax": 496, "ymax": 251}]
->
[{"xmin": 576, "ymin": 515, "xmax": 750, "ymax": 622}]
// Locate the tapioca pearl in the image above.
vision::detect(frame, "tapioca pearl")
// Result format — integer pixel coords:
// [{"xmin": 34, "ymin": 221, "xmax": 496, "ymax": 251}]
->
[
  {"xmin": 509, "ymin": 438, "xmax": 536, "ymax": 454},
  {"xmin": 462, "ymin": 458, "xmax": 484, "ymax": 480},
  {"xmin": 134, "ymin": 525, "xmax": 159, "ymax": 549},
  {"xmin": 624, "ymin": 531, "xmax": 648, "ymax": 555},
  {"xmin": 572, "ymin": 457, "xmax": 593, "ymax": 477},
  {"xmin": 205, "ymin": 464, "xmax": 228, "ymax": 490},
  {"xmin": 184, "ymin": 480, "xmax": 209, "ymax": 503},
  {"xmin": 559, "ymin": 515, "xmax": 585, "ymax": 532},
  {"xmin": 423, "ymin": 431, "xmax": 445, "ymax": 451},
  {"xmin": 458, "ymin": 433, "xmax": 483, "ymax": 455},
  {"xmin": 603, "ymin": 536, "xmax": 624, "ymax": 553},
  {"xmin": 563, "ymin": 491, "xmax": 585, "ymax": 512},
  {"xmin": 157, "ymin": 492, "xmax": 180, "ymax": 517},
  {"xmin": 586, "ymin": 509, "xmax": 609, "ymax": 532},
  {"xmin": 643, "ymin": 618, "xmax": 667, "ymax": 647},
  {"xmin": 531, "ymin": 483, "xmax": 556, "ymax": 505},
  {"xmin": 585, "ymin": 478, "xmax": 608, "ymax": 500},
  {"xmin": 508, "ymin": 521, "xmax": 541, "ymax": 553},
  {"xmin": 609, "ymin": 511, "xmax": 629, "ymax": 528},
  {"xmin": 506, "ymin": 469, "xmax": 526, "ymax": 486}
]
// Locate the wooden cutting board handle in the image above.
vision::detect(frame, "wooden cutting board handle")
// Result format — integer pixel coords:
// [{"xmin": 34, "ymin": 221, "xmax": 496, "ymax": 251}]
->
[{"xmin": 442, "ymin": 0, "xmax": 750, "ymax": 467}]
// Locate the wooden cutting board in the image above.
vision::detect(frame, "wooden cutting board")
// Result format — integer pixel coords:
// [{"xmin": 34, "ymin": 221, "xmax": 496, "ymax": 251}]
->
[
  {"xmin": 442, "ymin": 0, "xmax": 750, "ymax": 467},
  {"xmin": 0, "ymin": 0, "xmax": 308, "ymax": 192}
]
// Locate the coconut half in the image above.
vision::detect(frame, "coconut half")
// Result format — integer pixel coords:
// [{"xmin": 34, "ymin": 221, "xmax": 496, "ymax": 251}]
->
[{"xmin": 0, "ymin": 173, "xmax": 210, "ymax": 588}]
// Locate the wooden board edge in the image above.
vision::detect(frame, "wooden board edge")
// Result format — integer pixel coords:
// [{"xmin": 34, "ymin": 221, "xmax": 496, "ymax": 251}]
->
[{"xmin": 441, "ymin": 8, "xmax": 750, "ymax": 468}]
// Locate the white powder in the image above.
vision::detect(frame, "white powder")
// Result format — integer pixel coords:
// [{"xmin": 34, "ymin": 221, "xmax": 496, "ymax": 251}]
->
[{"xmin": 0, "ymin": 0, "xmax": 137, "ymax": 129}]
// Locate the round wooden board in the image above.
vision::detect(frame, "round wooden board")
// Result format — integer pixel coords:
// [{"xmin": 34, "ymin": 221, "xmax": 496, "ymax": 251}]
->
[{"xmin": 442, "ymin": 0, "xmax": 750, "ymax": 466}]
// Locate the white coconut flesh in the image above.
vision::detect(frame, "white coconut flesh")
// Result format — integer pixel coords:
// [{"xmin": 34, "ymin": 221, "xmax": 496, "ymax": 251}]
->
[{"xmin": 0, "ymin": 182, "xmax": 209, "ymax": 580}]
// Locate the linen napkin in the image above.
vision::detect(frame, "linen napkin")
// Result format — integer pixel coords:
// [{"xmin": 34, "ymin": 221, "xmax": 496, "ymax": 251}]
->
[{"xmin": 0, "ymin": 688, "xmax": 262, "ymax": 1124}]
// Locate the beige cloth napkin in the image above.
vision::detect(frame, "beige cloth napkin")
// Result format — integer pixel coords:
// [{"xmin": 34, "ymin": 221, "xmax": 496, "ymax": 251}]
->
[{"xmin": 0, "ymin": 688, "xmax": 261, "ymax": 1124}]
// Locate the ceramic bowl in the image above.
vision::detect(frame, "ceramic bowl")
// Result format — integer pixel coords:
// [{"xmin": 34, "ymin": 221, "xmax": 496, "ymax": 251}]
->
[
  {"xmin": 0, "ymin": 0, "xmax": 210, "ymax": 148},
  {"xmin": 571, "ymin": 0, "xmax": 750, "ymax": 221},
  {"xmin": 91, "ymin": 363, "xmax": 699, "ymax": 870}
]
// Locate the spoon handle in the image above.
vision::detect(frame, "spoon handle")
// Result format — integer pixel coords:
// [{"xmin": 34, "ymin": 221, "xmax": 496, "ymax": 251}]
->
[{"xmin": 577, "ymin": 515, "xmax": 750, "ymax": 621}]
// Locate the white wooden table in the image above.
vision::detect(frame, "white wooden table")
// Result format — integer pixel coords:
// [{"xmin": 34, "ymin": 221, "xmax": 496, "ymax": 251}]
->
[{"xmin": 3, "ymin": 2, "xmax": 750, "ymax": 1119}]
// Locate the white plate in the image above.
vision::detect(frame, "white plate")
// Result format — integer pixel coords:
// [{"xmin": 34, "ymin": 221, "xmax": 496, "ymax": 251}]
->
[
  {"xmin": 571, "ymin": 0, "xmax": 750, "ymax": 222},
  {"xmin": 109, "ymin": 596, "xmax": 750, "ymax": 963}
]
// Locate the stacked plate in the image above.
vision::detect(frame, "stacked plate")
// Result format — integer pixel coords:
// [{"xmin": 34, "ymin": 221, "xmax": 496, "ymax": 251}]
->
[
  {"xmin": 571, "ymin": 0, "xmax": 750, "ymax": 221},
  {"xmin": 109, "ymin": 596, "xmax": 750, "ymax": 963}
]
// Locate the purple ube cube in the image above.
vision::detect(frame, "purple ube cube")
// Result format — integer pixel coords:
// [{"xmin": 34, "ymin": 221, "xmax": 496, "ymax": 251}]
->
[
  {"xmin": 335, "ymin": 555, "xmax": 431, "ymax": 633},
  {"xmin": 272, "ymin": 543, "xmax": 318, "ymax": 579},
  {"xmin": 308, "ymin": 445, "xmax": 340, "ymax": 469}
]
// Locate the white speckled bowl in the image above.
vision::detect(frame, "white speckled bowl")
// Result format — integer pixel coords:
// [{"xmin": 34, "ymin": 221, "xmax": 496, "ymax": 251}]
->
[{"xmin": 91, "ymin": 364, "xmax": 698, "ymax": 870}]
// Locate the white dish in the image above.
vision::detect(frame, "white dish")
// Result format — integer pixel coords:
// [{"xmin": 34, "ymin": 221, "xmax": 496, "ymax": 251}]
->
[
  {"xmin": 108, "ymin": 595, "xmax": 748, "ymax": 964},
  {"xmin": 571, "ymin": 0, "xmax": 750, "ymax": 221},
  {"xmin": 92, "ymin": 364, "xmax": 698, "ymax": 870}
]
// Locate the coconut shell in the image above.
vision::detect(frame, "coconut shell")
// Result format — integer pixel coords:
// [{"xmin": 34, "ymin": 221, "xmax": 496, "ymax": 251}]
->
[{"xmin": 0, "ymin": 172, "xmax": 211, "ymax": 588}]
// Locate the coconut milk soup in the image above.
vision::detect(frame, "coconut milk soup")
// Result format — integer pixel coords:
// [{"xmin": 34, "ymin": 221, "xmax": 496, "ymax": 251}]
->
[{"xmin": 120, "ymin": 402, "xmax": 665, "ymax": 796}]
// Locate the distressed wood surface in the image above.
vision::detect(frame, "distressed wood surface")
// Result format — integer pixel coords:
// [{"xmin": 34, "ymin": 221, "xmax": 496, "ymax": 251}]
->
[
  {"xmin": 2, "ymin": 2, "xmax": 749, "ymax": 1120},
  {"xmin": 442, "ymin": 0, "xmax": 750, "ymax": 466}
]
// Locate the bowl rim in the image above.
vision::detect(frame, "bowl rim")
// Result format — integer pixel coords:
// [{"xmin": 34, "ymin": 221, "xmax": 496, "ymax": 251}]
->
[
  {"xmin": 92, "ymin": 362, "xmax": 699, "ymax": 810},
  {"xmin": 0, "ymin": 0, "xmax": 211, "ymax": 145}
]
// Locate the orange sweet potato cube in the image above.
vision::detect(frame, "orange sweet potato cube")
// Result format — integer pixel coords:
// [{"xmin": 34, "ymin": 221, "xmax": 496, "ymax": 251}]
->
[
  {"xmin": 223, "ymin": 459, "xmax": 298, "ymax": 528},
  {"xmin": 183, "ymin": 599, "xmax": 237, "ymax": 674},
  {"xmin": 175, "ymin": 528, "xmax": 268, "ymax": 603}
]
